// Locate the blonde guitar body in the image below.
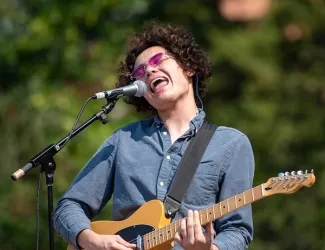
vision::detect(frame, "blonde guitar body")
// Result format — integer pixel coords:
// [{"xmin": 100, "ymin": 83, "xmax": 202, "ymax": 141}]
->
[
  {"xmin": 67, "ymin": 200, "xmax": 173, "ymax": 250},
  {"xmin": 66, "ymin": 171, "xmax": 316, "ymax": 250}
]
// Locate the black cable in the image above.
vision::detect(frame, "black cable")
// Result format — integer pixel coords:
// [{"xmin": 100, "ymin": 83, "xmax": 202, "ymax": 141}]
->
[
  {"xmin": 36, "ymin": 168, "xmax": 42, "ymax": 250},
  {"xmin": 57, "ymin": 96, "xmax": 93, "ymax": 151}
]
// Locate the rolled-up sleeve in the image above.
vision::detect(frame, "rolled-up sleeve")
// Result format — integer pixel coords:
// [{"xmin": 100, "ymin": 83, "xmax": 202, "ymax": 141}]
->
[
  {"xmin": 54, "ymin": 131, "xmax": 119, "ymax": 249},
  {"xmin": 213, "ymin": 134, "xmax": 255, "ymax": 250}
]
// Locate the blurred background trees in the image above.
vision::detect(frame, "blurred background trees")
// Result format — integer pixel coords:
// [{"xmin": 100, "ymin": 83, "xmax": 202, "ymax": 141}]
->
[{"xmin": 1, "ymin": 0, "xmax": 324, "ymax": 249}]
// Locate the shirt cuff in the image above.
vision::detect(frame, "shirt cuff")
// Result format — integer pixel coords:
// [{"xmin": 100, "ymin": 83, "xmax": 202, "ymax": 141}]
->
[
  {"xmin": 69, "ymin": 221, "xmax": 92, "ymax": 250},
  {"xmin": 213, "ymin": 230, "xmax": 249, "ymax": 250},
  {"xmin": 213, "ymin": 240, "xmax": 228, "ymax": 250}
]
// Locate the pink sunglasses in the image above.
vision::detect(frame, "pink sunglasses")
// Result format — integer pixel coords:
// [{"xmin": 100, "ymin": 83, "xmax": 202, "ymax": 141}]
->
[{"xmin": 131, "ymin": 52, "xmax": 170, "ymax": 79}]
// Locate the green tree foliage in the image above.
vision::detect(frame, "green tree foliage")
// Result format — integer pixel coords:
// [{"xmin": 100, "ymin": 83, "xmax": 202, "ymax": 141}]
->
[{"xmin": 0, "ymin": 0, "xmax": 324, "ymax": 249}]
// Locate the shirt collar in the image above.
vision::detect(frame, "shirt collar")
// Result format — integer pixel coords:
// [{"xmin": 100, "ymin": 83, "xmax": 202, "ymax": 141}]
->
[
  {"xmin": 153, "ymin": 115, "xmax": 164, "ymax": 129},
  {"xmin": 190, "ymin": 108, "xmax": 206, "ymax": 134},
  {"xmin": 153, "ymin": 109, "xmax": 206, "ymax": 134}
]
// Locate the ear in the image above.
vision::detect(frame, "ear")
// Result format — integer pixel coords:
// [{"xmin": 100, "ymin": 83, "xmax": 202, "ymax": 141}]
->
[{"xmin": 186, "ymin": 70, "xmax": 195, "ymax": 78}]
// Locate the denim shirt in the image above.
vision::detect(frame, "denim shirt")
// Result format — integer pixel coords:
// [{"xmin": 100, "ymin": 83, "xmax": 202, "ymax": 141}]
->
[{"xmin": 54, "ymin": 110, "xmax": 254, "ymax": 250}]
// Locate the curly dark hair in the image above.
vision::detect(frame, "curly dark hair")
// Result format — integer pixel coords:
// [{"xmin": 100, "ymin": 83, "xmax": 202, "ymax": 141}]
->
[{"xmin": 117, "ymin": 22, "xmax": 212, "ymax": 112}]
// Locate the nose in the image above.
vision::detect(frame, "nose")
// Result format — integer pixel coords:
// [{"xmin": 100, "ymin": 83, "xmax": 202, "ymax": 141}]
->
[{"xmin": 146, "ymin": 65, "xmax": 159, "ymax": 78}]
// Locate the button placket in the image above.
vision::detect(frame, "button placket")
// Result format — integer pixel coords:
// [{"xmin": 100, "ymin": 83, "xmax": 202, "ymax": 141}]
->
[{"xmin": 156, "ymin": 129, "xmax": 175, "ymax": 200}]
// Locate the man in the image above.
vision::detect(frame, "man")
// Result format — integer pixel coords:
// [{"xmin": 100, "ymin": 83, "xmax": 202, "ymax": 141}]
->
[{"xmin": 54, "ymin": 22, "xmax": 255, "ymax": 250}]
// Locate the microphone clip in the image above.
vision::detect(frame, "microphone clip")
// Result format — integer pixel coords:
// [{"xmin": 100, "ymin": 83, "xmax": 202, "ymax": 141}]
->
[{"xmin": 91, "ymin": 89, "xmax": 123, "ymax": 100}]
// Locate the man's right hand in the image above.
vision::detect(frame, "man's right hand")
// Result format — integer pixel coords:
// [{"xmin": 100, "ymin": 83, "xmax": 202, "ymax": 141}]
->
[{"xmin": 77, "ymin": 229, "xmax": 137, "ymax": 250}]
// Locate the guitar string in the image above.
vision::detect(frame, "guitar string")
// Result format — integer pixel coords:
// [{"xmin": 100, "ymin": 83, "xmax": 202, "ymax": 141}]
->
[
  {"xmin": 121, "ymin": 185, "xmax": 262, "ymax": 246},
  {"xmin": 125, "ymin": 222, "xmax": 179, "ymax": 245},
  {"xmin": 122, "ymin": 203, "xmax": 227, "ymax": 245}
]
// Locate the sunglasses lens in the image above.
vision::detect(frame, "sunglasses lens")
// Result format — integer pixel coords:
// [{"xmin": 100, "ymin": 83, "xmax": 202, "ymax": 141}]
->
[
  {"xmin": 131, "ymin": 53, "xmax": 165, "ymax": 78},
  {"xmin": 132, "ymin": 66, "xmax": 145, "ymax": 78},
  {"xmin": 148, "ymin": 53, "xmax": 164, "ymax": 66}
]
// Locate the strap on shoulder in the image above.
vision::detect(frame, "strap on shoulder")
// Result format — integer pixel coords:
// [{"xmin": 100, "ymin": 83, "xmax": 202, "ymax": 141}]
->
[{"xmin": 164, "ymin": 120, "xmax": 218, "ymax": 218}]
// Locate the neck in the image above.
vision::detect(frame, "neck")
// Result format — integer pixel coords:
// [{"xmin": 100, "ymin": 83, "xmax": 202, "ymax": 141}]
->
[{"xmin": 158, "ymin": 100, "xmax": 199, "ymax": 137}]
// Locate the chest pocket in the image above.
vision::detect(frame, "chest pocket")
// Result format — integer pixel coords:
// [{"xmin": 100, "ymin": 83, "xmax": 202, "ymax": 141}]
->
[{"xmin": 183, "ymin": 163, "xmax": 219, "ymax": 206}]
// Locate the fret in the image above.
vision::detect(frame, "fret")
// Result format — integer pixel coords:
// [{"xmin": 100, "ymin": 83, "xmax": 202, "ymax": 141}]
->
[
  {"xmin": 219, "ymin": 202, "xmax": 223, "ymax": 216},
  {"xmin": 145, "ymin": 235, "xmax": 148, "ymax": 250},
  {"xmin": 261, "ymin": 184, "xmax": 264, "ymax": 197},
  {"xmin": 174, "ymin": 223, "xmax": 177, "ymax": 235},
  {"xmin": 154, "ymin": 231, "xmax": 157, "ymax": 247},
  {"xmin": 251, "ymin": 188, "xmax": 255, "ymax": 201},
  {"xmin": 147, "ymin": 236, "xmax": 149, "ymax": 250},
  {"xmin": 149, "ymin": 232, "xmax": 152, "ymax": 249},
  {"xmin": 243, "ymin": 192, "xmax": 246, "ymax": 204},
  {"xmin": 151, "ymin": 232, "xmax": 154, "ymax": 247},
  {"xmin": 206, "ymin": 209, "xmax": 208, "ymax": 222},
  {"xmin": 213, "ymin": 205, "xmax": 216, "ymax": 219},
  {"xmin": 172, "ymin": 222, "xmax": 176, "ymax": 238},
  {"xmin": 172, "ymin": 222, "xmax": 175, "ymax": 239},
  {"xmin": 226, "ymin": 199, "xmax": 230, "ymax": 212},
  {"xmin": 235, "ymin": 195, "xmax": 238, "ymax": 208}
]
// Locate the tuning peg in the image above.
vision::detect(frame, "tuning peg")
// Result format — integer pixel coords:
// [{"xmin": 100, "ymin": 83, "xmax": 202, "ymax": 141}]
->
[
  {"xmin": 311, "ymin": 169, "xmax": 314, "ymax": 173},
  {"xmin": 305, "ymin": 170, "xmax": 308, "ymax": 174},
  {"xmin": 278, "ymin": 172, "xmax": 284, "ymax": 177},
  {"xmin": 291, "ymin": 171, "xmax": 296, "ymax": 175},
  {"xmin": 285, "ymin": 171, "xmax": 290, "ymax": 176},
  {"xmin": 297, "ymin": 170, "xmax": 303, "ymax": 175}
]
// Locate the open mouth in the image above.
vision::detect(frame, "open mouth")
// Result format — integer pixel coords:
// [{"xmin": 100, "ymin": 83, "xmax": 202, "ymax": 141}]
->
[{"xmin": 151, "ymin": 77, "xmax": 169, "ymax": 93}]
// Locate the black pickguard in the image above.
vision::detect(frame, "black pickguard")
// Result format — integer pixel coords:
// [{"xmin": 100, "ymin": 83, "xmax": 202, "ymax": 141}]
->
[{"xmin": 115, "ymin": 224, "xmax": 155, "ymax": 250}]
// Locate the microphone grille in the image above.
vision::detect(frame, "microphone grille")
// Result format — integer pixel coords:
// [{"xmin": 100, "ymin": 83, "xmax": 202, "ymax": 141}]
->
[{"xmin": 133, "ymin": 80, "xmax": 147, "ymax": 97}]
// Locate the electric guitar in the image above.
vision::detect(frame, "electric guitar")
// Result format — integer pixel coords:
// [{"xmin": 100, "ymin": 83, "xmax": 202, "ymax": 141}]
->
[{"xmin": 67, "ymin": 170, "xmax": 316, "ymax": 250}]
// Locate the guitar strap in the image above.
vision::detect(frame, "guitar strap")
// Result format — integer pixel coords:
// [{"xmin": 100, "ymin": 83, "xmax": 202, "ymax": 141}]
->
[{"xmin": 163, "ymin": 120, "xmax": 218, "ymax": 218}]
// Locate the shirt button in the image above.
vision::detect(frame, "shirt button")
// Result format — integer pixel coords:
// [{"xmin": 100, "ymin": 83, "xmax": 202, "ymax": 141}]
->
[
  {"xmin": 166, "ymin": 155, "xmax": 171, "ymax": 160},
  {"xmin": 160, "ymin": 181, "xmax": 164, "ymax": 187},
  {"xmin": 163, "ymin": 131, "xmax": 168, "ymax": 135}
]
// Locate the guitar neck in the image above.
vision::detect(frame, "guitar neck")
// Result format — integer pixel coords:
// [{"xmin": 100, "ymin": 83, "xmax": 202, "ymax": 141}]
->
[{"xmin": 143, "ymin": 184, "xmax": 265, "ymax": 249}]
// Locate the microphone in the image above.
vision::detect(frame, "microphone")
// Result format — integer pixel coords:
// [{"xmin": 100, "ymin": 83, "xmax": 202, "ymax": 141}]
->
[{"xmin": 92, "ymin": 80, "xmax": 147, "ymax": 99}]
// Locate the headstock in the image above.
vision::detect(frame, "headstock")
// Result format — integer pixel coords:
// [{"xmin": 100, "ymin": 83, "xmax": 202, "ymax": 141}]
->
[{"xmin": 263, "ymin": 170, "xmax": 316, "ymax": 196}]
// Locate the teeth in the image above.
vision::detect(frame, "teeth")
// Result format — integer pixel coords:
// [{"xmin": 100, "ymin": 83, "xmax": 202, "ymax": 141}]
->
[
  {"xmin": 150, "ymin": 77, "xmax": 168, "ymax": 93},
  {"xmin": 152, "ymin": 77, "xmax": 166, "ymax": 86}
]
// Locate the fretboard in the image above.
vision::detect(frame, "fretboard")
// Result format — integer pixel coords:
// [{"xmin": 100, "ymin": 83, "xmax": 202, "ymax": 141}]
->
[{"xmin": 142, "ymin": 184, "xmax": 265, "ymax": 249}]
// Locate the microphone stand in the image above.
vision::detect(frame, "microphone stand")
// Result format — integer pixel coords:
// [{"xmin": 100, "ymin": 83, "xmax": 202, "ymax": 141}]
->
[{"xmin": 11, "ymin": 95, "xmax": 120, "ymax": 250}]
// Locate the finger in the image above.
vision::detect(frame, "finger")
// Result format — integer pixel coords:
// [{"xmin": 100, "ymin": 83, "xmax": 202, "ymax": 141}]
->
[
  {"xmin": 115, "ymin": 235, "xmax": 137, "ymax": 248},
  {"xmin": 180, "ymin": 217, "xmax": 187, "ymax": 239},
  {"xmin": 174, "ymin": 231, "xmax": 182, "ymax": 244},
  {"xmin": 186, "ymin": 210, "xmax": 195, "ymax": 244},
  {"xmin": 193, "ymin": 210, "xmax": 204, "ymax": 239},
  {"xmin": 204, "ymin": 222, "xmax": 215, "ymax": 240},
  {"xmin": 112, "ymin": 241, "xmax": 136, "ymax": 250}
]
